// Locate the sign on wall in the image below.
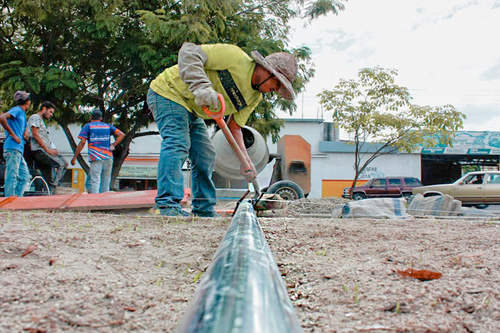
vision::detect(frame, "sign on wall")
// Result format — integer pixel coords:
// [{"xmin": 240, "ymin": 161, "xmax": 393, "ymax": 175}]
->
[
  {"xmin": 358, "ymin": 166, "xmax": 385, "ymax": 179},
  {"xmin": 420, "ymin": 131, "xmax": 500, "ymax": 155},
  {"xmin": 118, "ymin": 165, "xmax": 158, "ymax": 179}
]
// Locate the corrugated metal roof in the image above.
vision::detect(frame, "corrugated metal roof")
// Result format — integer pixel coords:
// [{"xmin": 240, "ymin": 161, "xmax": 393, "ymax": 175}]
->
[{"xmin": 319, "ymin": 141, "xmax": 403, "ymax": 154}]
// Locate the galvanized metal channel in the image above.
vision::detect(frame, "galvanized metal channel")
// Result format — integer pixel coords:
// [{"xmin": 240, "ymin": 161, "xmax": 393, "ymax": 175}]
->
[{"xmin": 175, "ymin": 201, "xmax": 303, "ymax": 333}]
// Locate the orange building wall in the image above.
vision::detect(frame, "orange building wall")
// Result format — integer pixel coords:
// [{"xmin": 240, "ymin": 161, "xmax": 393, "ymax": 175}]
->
[{"xmin": 322, "ymin": 179, "xmax": 369, "ymax": 198}]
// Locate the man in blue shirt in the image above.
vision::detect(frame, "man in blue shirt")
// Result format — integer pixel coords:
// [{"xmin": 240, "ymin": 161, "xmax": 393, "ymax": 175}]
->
[
  {"xmin": 0, "ymin": 91, "xmax": 31, "ymax": 197},
  {"xmin": 71, "ymin": 109, "xmax": 125, "ymax": 193}
]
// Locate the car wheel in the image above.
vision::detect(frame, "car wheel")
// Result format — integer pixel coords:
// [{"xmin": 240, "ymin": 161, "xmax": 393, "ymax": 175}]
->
[
  {"xmin": 352, "ymin": 192, "xmax": 366, "ymax": 200},
  {"xmin": 266, "ymin": 180, "xmax": 304, "ymax": 201}
]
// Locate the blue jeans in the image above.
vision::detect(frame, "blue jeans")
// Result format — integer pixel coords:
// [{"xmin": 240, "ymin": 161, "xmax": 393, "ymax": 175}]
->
[
  {"xmin": 89, "ymin": 158, "xmax": 113, "ymax": 194},
  {"xmin": 147, "ymin": 88, "xmax": 217, "ymax": 214},
  {"xmin": 32, "ymin": 150, "xmax": 67, "ymax": 186},
  {"xmin": 3, "ymin": 149, "xmax": 31, "ymax": 197}
]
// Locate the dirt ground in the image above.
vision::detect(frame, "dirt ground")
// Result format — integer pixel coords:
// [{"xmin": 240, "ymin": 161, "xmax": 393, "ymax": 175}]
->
[{"xmin": 1, "ymin": 197, "xmax": 500, "ymax": 332}]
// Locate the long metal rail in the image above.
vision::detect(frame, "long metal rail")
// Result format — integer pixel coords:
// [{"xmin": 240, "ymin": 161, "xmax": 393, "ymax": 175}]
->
[{"xmin": 175, "ymin": 200, "xmax": 303, "ymax": 333}]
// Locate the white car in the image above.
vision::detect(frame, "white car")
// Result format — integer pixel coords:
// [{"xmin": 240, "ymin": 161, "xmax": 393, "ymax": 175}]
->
[{"xmin": 412, "ymin": 171, "xmax": 500, "ymax": 205}]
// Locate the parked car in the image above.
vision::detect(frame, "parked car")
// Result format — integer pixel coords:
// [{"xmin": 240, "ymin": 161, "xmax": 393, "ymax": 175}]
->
[
  {"xmin": 412, "ymin": 171, "xmax": 500, "ymax": 205},
  {"xmin": 342, "ymin": 177, "xmax": 423, "ymax": 200}
]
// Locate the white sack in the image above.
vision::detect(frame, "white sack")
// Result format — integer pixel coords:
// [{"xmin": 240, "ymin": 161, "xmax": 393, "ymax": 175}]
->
[
  {"xmin": 407, "ymin": 193, "xmax": 461, "ymax": 216},
  {"xmin": 341, "ymin": 198, "xmax": 408, "ymax": 219}
]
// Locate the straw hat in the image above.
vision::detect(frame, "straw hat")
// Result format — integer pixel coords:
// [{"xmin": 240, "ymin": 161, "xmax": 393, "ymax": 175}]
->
[{"xmin": 250, "ymin": 51, "xmax": 298, "ymax": 100}]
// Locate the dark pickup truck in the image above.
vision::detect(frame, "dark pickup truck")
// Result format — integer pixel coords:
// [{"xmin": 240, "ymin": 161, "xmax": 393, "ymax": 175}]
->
[{"xmin": 342, "ymin": 177, "xmax": 423, "ymax": 201}]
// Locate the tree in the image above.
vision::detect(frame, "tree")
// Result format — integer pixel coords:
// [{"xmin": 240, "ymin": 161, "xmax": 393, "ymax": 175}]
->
[
  {"xmin": 317, "ymin": 67, "xmax": 466, "ymax": 198},
  {"xmin": 0, "ymin": 0, "xmax": 175, "ymax": 178},
  {"xmin": 136, "ymin": 0, "xmax": 346, "ymax": 141},
  {"xmin": 0, "ymin": 0, "xmax": 346, "ymax": 185}
]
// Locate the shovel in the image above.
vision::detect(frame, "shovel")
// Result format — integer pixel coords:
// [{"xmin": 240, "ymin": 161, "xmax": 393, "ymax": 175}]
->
[{"xmin": 203, "ymin": 94, "xmax": 261, "ymax": 198}]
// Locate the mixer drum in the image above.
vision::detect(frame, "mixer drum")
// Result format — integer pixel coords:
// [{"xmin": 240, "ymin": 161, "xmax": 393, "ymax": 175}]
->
[{"xmin": 213, "ymin": 126, "xmax": 269, "ymax": 180}]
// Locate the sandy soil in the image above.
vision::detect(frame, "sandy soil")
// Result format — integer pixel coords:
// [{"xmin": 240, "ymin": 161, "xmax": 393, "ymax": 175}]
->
[{"xmin": 1, "ymin": 198, "xmax": 500, "ymax": 332}]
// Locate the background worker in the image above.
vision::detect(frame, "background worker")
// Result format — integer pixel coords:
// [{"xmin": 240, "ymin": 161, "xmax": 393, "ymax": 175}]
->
[
  {"xmin": 0, "ymin": 91, "xmax": 31, "ymax": 197},
  {"xmin": 147, "ymin": 42, "xmax": 298, "ymax": 217},
  {"xmin": 28, "ymin": 101, "xmax": 68, "ymax": 193},
  {"xmin": 71, "ymin": 109, "xmax": 125, "ymax": 194}
]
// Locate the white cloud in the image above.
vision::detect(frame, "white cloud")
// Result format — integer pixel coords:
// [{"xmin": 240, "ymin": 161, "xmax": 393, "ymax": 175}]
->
[{"xmin": 286, "ymin": 0, "xmax": 500, "ymax": 132}]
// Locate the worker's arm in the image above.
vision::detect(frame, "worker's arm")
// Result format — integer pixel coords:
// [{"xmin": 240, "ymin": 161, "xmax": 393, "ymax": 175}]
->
[
  {"xmin": 31, "ymin": 126, "xmax": 58, "ymax": 156},
  {"xmin": 227, "ymin": 118, "xmax": 258, "ymax": 180},
  {"xmin": 110, "ymin": 129, "xmax": 125, "ymax": 150},
  {"xmin": 178, "ymin": 42, "xmax": 219, "ymax": 109},
  {"xmin": 0, "ymin": 113, "xmax": 21, "ymax": 144},
  {"xmin": 71, "ymin": 138, "xmax": 87, "ymax": 165}
]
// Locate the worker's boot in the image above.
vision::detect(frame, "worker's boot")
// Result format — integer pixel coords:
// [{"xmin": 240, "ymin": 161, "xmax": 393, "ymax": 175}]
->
[
  {"xmin": 159, "ymin": 206, "xmax": 190, "ymax": 217},
  {"xmin": 192, "ymin": 209, "xmax": 220, "ymax": 218}
]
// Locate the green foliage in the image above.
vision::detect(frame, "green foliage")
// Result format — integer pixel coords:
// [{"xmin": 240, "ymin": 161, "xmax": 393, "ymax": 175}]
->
[
  {"xmin": 318, "ymin": 67, "xmax": 466, "ymax": 194},
  {"xmin": 136, "ymin": 0, "xmax": 329, "ymax": 141},
  {"xmin": 462, "ymin": 165, "xmax": 480, "ymax": 173},
  {"xmin": 0, "ymin": 0, "xmax": 346, "ymax": 178},
  {"xmin": 304, "ymin": 0, "xmax": 345, "ymax": 21}
]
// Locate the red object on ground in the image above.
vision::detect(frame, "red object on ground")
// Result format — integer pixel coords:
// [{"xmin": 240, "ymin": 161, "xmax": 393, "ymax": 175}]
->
[
  {"xmin": 0, "ymin": 191, "xmax": 159, "ymax": 211},
  {"xmin": 397, "ymin": 268, "xmax": 442, "ymax": 281},
  {"xmin": 21, "ymin": 244, "xmax": 38, "ymax": 257},
  {"xmin": 0, "ymin": 189, "xmax": 219, "ymax": 214}
]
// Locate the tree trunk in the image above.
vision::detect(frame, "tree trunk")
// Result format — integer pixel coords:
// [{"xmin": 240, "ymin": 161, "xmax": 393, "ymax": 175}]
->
[
  {"xmin": 60, "ymin": 122, "xmax": 89, "ymax": 174},
  {"xmin": 349, "ymin": 171, "xmax": 361, "ymax": 200},
  {"xmin": 111, "ymin": 131, "xmax": 133, "ymax": 185},
  {"xmin": 110, "ymin": 103, "xmax": 152, "ymax": 189}
]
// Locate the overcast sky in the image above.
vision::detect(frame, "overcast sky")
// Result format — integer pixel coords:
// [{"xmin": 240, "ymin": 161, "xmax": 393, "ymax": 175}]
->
[{"xmin": 283, "ymin": 0, "xmax": 500, "ymax": 132}]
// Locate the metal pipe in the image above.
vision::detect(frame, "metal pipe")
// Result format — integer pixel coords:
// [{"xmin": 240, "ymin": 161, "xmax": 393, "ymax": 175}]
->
[{"xmin": 175, "ymin": 201, "xmax": 303, "ymax": 333}]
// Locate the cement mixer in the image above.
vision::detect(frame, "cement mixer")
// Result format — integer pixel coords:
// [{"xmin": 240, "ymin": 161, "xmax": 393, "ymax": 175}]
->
[{"xmin": 212, "ymin": 126, "xmax": 311, "ymax": 200}]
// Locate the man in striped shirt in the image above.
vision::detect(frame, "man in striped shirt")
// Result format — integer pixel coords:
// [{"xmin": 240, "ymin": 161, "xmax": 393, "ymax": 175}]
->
[{"xmin": 71, "ymin": 109, "xmax": 125, "ymax": 193}]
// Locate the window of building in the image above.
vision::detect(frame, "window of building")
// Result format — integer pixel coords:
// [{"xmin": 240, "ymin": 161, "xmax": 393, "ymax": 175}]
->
[{"xmin": 119, "ymin": 179, "xmax": 157, "ymax": 191}]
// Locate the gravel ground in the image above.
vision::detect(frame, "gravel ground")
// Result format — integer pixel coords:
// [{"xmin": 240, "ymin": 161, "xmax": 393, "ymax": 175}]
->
[{"xmin": 1, "ymin": 198, "xmax": 500, "ymax": 332}]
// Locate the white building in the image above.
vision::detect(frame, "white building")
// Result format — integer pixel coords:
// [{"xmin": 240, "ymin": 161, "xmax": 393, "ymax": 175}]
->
[
  {"xmin": 48, "ymin": 119, "xmax": 423, "ymax": 198},
  {"xmin": 43, "ymin": 118, "xmax": 499, "ymax": 197},
  {"xmin": 261, "ymin": 119, "xmax": 421, "ymax": 198}
]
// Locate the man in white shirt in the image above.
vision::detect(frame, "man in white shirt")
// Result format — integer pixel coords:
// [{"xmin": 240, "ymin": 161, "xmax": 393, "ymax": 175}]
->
[{"xmin": 28, "ymin": 101, "xmax": 68, "ymax": 192}]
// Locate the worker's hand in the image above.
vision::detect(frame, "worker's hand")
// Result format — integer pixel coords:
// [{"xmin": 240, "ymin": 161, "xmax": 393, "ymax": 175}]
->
[
  {"xmin": 110, "ymin": 144, "xmax": 115, "ymax": 151},
  {"xmin": 71, "ymin": 156, "xmax": 77, "ymax": 166},
  {"xmin": 46, "ymin": 148, "xmax": 59, "ymax": 156},
  {"xmin": 240, "ymin": 161, "xmax": 257, "ymax": 181},
  {"xmin": 241, "ymin": 169, "xmax": 255, "ymax": 181},
  {"xmin": 248, "ymin": 160, "xmax": 258, "ymax": 177},
  {"xmin": 12, "ymin": 135, "xmax": 21, "ymax": 144},
  {"xmin": 194, "ymin": 87, "xmax": 220, "ymax": 110}
]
